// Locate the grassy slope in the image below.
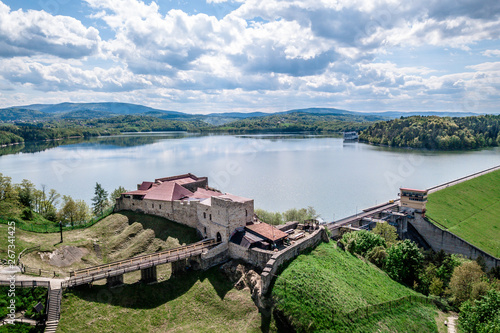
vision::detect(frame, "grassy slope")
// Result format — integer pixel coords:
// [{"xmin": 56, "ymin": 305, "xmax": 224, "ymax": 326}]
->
[
  {"xmin": 58, "ymin": 267, "xmax": 267, "ymax": 333},
  {"xmin": 0, "ymin": 213, "xmax": 200, "ymax": 275},
  {"xmin": 426, "ymin": 169, "xmax": 500, "ymax": 257},
  {"xmin": 273, "ymin": 242, "xmax": 438, "ymax": 332}
]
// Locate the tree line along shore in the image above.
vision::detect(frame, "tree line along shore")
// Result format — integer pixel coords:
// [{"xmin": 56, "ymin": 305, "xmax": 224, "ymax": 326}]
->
[{"xmin": 1, "ymin": 112, "xmax": 499, "ymax": 151}]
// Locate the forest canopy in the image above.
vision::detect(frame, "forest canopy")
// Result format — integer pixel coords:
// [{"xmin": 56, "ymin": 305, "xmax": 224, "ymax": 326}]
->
[{"xmin": 359, "ymin": 115, "xmax": 500, "ymax": 150}]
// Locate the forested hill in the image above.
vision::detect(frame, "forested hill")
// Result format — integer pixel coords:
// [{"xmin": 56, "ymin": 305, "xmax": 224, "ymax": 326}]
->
[
  {"xmin": 360, "ymin": 115, "xmax": 500, "ymax": 150},
  {"xmin": 209, "ymin": 111, "xmax": 386, "ymax": 133}
]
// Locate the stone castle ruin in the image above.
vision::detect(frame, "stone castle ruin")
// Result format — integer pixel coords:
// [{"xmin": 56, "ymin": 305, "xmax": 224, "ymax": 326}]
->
[
  {"xmin": 115, "ymin": 173, "xmax": 327, "ymax": 275},
  {"xmin": 115, "ymin": 174, "xmax": 254, "ymax": 245}
]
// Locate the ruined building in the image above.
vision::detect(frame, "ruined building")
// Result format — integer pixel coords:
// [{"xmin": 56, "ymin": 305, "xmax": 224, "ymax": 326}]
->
[{"xmin": 115, "ymin": 173, "xmax": 254, "ymax": 244}]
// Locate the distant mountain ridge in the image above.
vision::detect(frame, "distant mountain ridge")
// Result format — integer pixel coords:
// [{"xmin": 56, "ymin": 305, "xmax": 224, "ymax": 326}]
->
[{"xmin": 0, "ymin": 102, "xmax": 485, "ymax": 123}]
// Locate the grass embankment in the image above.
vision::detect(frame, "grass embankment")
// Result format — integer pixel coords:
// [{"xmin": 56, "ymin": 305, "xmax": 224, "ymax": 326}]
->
[
  {"xmin": 273, "ymin": 242, "xmax": 439, "ymax": 332},
  {"xmin": 426, "ymin": 169, "xmax": 500, "ymax": 258},
  {"xmin": 58, "ymin": 267, "xmax": 267, "ymax": 333},
  {"xmin": 0, "ymin": 212, "xmax": 200, "ymax": 276}
]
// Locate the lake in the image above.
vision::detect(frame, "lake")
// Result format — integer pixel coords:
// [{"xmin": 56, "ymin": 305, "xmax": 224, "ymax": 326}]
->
[{"xmin": 1, "ymin": 132, "xmax": 499, "ymax": 221}]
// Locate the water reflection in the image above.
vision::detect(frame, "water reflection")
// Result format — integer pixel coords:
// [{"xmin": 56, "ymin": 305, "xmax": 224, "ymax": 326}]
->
[
  {"xmin": 0, "ymin": 132, "xmax": 197, "ymax": 156},
  {"xmin": 0, "ymin": 133, "xmax": 498, "ymax": 220}
]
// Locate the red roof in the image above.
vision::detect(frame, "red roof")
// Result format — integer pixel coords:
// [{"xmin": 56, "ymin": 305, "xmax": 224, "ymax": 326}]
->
[
  {"xmin": 155, "ymin": 173, "xmax": 206, "ymax": 186},
  {"xmin": 138, "ymin": 181, "xmax": 154, "ymax": 191},
  {"xmin": 219, "ymin": 194, "xmax": 252, "ymax": 203},
  {"xmin": 245, "ymin": 223, "xmax": 288, "ymax": 242},
  {"xmin": 124, "ymin": 190, "xmax": 148, "ymax": 196},
  {"xmin": 400, "ymin": 188, "xmax": 428, "ymax": 193},
  {"xmin": 190, "ymin": 188, "xmax": 223, "ymax": 199},
  {"xmin": 143, "ymin": 182, "xmax": 193, "ymax": 201}
]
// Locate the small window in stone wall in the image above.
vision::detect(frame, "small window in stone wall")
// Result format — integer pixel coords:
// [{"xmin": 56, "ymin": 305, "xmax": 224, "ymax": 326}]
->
[
  {"xmin": 152, "ymin": 203, "xmax": 154, "ymax": 209},
  {"xmin": 210, "ymin": 214, "xmax": 212, "ymax": 221},
  {"xmin": 245, "ymin": 209, "xmax": 248, "ymax": 217},
  {"xmin": 203, "ymin": 212, "xmax": 206, "ymax": 219},
  {"xmin": 159, "ymin": 204, "xmax": 162, "ymax": 209}
]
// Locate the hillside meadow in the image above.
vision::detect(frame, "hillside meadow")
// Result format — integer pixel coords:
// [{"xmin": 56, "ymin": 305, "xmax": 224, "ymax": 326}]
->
[
  {"xmin": 272, "ymin": 242, "xmax": 441, "ymax": 332},
  {"xmin": 426, "ymin": 169, "xmax": 500, "ymax": 257}
]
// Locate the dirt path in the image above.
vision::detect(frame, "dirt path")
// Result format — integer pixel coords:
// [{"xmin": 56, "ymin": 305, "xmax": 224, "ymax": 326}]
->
[{"xmin": 447, "ymin": 315, "xmax": 458, "ymax": 333}]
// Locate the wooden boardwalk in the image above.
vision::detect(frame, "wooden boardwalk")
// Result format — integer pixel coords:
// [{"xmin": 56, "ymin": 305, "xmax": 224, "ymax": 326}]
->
[{"xmin": 63, "ymin": 238, "xmax": 219, "ymax": 287}]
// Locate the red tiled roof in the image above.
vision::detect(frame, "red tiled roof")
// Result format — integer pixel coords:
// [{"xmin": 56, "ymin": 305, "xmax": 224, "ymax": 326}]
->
[
  {"xmin": 245, "ymin": 222, "xmax": 288, "ymax": 242},
  {"xmin": 143, "ymin": 182, "xmax": 193, "ymax": 201}
]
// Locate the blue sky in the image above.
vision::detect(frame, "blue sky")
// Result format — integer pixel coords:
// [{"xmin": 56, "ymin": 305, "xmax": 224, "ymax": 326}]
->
[{"xmin": 0, "ymin": 0, "xmax": 499, "ymax": 114}]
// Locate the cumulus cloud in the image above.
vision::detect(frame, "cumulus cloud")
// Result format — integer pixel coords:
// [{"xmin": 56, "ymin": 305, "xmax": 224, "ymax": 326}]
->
[
  {"xmin": 483, "ymin": 50, "xmax": 500, "ymax": 57},
  {"xmin": 1, "ymin": 0, "xmax": 500, "ymax": 112},
  {"xmin": 0, "ymin": 58, "xmax": 151, "ymax": 91},
  {"xmin": 0, "ymin": 2, "xmax": 100, "ymax": 59}
]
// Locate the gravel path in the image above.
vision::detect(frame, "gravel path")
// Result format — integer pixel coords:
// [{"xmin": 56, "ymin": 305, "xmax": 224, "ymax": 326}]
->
[{"xmin": 447, "ymin": 315, "xmax": 458, "ymax": 333}]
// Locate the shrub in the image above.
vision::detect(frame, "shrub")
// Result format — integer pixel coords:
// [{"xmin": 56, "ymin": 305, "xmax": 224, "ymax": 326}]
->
[
  {"xmin": 459, "ymin": 289, "xmax": 500, "ymax": 333},
  {"xmin": 341, "ymin": 230, "xmax": 386, "ymax": 256},
  {"xmin": 429, "ymin": 277, "xmax": 444, "ymax": 297},
  {"xmin": 366, "ymin": 245, "xmax": 387, "ymax": 268},
  {"xmin": 449, "ymin": 261, "xmax": 484, "ymax": 305},
  {"xmin": 372, "ymin": 223, "xmax": 398, "ymax": 246},
  {"xmin": 385, "ymin": 239, "xmax": 424, "ymax": 287}
]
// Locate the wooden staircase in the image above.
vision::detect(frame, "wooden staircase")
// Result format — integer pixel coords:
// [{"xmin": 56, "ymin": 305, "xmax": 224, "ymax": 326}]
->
[{"xmin": 45, "ymin": 287, "xmax": 62, "ymax": 333}]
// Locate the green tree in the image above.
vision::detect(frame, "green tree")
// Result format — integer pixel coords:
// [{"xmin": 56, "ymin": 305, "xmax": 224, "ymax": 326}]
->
[
  {"xmin": 341, "ymin": 230, "xmax": 386, "ymax": 256},
  {"xmin": 385, "ymin": 239, "xmax": 424, "ymax": 286},
  {"xmin": 429, "ymin": 277, "xmax": 444, "ymax": 296},
  {"xmin": 283, "ymin": 206, "xmax": 319, "ymax": 223},
  {"xmin": 459, "ymin": 290, "xmax": 500, "ymax": 333},
  {"xmin": 366, "ymin": 245, "xmax": 387, "ymax": 268},
  {"xmin": 75, "ymin": 200, "xmax": 90, "ymax": 225},
  {"xmin": 110, "ymin": 186, "xmax": 127, "ymax": 204},
  {"xmin": 0, "ymin": 173, "xmax": 20, "ymax": 217},
  {"xmin": 91, "ymin": 183, "xmax": 108, "ymax": 216},
  {"xmin": 16, "ymin": 179, "xmax": 35, "ymax": 209},
  {"xmin": 255, "ymin": 208, "xmax": 284, "ymax": 225},
  {"xmin": 372, "ymin": 222, "xmax": 398, "ymax": 246},
  {"xmin": 449, "ymin": 261, "xmax": 485, "ymax": 305},
  {"xmin": 59, "ymin": 195, "xmax": 77, "ymax": 226}
]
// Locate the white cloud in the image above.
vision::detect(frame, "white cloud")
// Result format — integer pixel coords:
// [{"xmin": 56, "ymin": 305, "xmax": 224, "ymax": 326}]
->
[
  {"xmin": 483, "ymin": 50, "xmax": 500, "ymax": 57},
  {"xmin": 1, "ymin": 0, "xmax": 500, "ymax": 112},
  {"xmin": 0, "ymin": 2, "xmax": 100, "ymax": 59},
  {"xmin": 0, "ymin": 58, "xmax": 151, "ymax": 91}
]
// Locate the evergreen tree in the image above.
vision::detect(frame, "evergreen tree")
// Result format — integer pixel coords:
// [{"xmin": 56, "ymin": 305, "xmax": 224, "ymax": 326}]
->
[{"xmin": 92, "ymin": 183, "xmax": 108, "ymax": 216}]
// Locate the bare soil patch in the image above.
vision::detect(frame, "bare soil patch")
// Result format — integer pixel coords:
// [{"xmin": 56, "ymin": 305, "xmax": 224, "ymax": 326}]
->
[{"xmin": 40, "ymin": 246, "xmax": 89, "ymax": 267}]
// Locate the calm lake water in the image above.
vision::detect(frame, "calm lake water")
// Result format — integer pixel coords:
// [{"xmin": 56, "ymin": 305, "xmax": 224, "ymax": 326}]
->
[{"xmin": 1, "ymin": 132, "xmax": 499, "ymax": 220}]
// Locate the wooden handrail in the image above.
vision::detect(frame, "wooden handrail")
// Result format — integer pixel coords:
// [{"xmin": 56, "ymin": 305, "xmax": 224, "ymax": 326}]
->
[{"xmin": 69, "ymin": 238, "xmax": 219, "ymax": 278}]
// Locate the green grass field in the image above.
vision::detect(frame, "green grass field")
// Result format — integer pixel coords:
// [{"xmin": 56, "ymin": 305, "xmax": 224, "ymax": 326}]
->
[
  {"xmin": 58, "ymin": 267, "xmax": 270, "ymax": 333},
  {"xmin": 426, "ymin": 169, "xmax": 500, "ymax": 257},
  {"xmin": 0, "ymin": 212, "xmax": 201, "ymax": 276},
  {"xmin": 272, "ymin": 242, "xmax": 439, "ymax": 332}
]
